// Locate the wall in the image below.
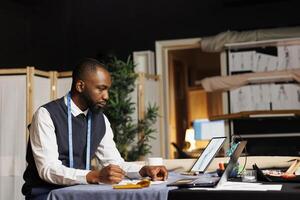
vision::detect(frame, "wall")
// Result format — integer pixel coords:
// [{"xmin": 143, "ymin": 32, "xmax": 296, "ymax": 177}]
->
[
  {"xmin": 1, "ymin": 0, "xmax": 300, "ymax": 70},
  {"xmin": 169, "ymin": 49, "xmax": 220, "ymax": 87}
]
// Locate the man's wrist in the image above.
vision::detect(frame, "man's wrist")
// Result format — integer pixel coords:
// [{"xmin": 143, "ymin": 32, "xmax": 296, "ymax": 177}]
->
[
  {"xmin": 139, "ymin": 166, "xmax": 148, "ymax": 177},
  {"xmin": 86, "ymin": 170, "xmax": 100, "ymax": 184}
]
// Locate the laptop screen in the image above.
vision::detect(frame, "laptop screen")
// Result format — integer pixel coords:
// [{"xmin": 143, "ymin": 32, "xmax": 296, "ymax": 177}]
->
[
  {"xmin": 190, "ymin": 137, "xmax": 226, "ymax": 173},
  {"xmin": 217, "ymin": 140, "xmax": 247, "ymax": 187},
  {"xmin": 167, "ymin": 140, "xmax": 247, "ymax": 188}
]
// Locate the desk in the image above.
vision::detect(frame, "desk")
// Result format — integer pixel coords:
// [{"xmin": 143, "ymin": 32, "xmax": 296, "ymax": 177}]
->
[
  {"xmin": 47, "ymin": 173, "xmax": 300, "ymax": 200},
  {"xmin": 168, "ymin": 182, "xmax": 300, "ymax": 200},
  {"xmin": 47, "ymin": 184, "xmax": 173, "ymax": 200},
  {"xmin": 47, "ymin": 175, "xmax": 179, "ymax": 200}
]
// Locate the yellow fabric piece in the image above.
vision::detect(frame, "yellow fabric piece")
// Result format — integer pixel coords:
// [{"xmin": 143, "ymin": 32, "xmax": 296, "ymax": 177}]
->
[{"xmin": 113, "ymin": 179, "xmax": 151, "ymax": 189}]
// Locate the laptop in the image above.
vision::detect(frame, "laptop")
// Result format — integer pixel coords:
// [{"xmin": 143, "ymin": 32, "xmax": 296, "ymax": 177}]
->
[
  {"xmin": 167, "ymin": 140, "xmax": 247, "ymax": 188},
  {"xmin": 181, "ymin": 137, "xmax": 226, "ymax": 175}
]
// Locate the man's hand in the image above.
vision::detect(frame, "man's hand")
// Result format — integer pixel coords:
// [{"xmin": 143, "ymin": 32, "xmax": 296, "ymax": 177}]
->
[
  {"xmin": 86, "ymin": 164, "xmax": 125, "ymax": 184},
  {"xmin": 139, "ymin": 166, "xmax": 168, "ymax": 181}
]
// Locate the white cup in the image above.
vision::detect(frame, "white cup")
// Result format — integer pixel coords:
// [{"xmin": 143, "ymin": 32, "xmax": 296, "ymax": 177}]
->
[
  {"xmin": 241, "ymin": 169, "xmax": 257, "ymax": 182},
  {"xmin": 147, "ymin": 157, "xmax": 163, "ymax": 166}
]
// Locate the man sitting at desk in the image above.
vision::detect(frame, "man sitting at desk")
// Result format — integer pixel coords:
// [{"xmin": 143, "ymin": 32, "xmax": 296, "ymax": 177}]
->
[{"xmin": 22, "ymin": 58, "xmax": 168, "ymax": 200}]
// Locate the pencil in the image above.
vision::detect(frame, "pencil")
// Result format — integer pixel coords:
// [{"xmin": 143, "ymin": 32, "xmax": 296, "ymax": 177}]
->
[{"xmin": 125, "ymin": 174, "xmax": 133, "ymax": 181}]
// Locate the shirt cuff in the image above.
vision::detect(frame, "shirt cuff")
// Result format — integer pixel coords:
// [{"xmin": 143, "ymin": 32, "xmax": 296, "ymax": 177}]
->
[
  {"xmin": 120, "ymin": 162, "xmax": 143, "ymax": 179},
  {"xmin": 76, "ymin": 170, "xmax": 90, "ymax": 184}
]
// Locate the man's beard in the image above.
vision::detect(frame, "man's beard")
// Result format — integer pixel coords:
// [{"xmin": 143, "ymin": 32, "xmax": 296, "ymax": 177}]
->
[
  {"xmin": 89, "ymin": 102, "xmax": 103, "ymax": 114},
  {"xmin": 81, "ymin": 93, "xmax": 104, "ymax": 114}
]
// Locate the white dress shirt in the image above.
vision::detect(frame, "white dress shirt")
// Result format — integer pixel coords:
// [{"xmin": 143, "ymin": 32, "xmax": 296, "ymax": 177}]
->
[{"xmin": 29, "ymin": 95, "xmax": 142, "ymax": 185}]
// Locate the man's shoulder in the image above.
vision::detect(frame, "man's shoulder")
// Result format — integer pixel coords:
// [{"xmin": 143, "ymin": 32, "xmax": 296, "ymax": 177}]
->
[{"xmin": 42, "ymin": 97, "xmax": 65, "ymax": 110}]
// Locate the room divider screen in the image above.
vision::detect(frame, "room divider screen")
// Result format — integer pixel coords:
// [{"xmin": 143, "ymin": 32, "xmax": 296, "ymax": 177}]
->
[
  {"xmin": 0, "ymin": 67, "xmax": 72, "ymax": 200},
  {"xmin": 0, "ymin": 69, "xmax": 27, "ymax": 200}
]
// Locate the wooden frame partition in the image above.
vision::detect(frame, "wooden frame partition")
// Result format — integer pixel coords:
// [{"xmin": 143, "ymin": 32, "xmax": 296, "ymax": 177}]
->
[
  {"xmin": 0, "ymin": 67, "xmax": 33, "ymax": 141},
  {"xmin": 0, "ymin": 67, "xmax": 56, "ymax": 141},
  {"xmin": 136, "ymin": 72, "xmax": 163, "ymax": 156},
  {"xmin": 55, "ymin": 71, "xmax": 72, "ymax": 99},
  {"xmin": 0, "ymin": 67, "xmax": 57, "ymax": 200}
]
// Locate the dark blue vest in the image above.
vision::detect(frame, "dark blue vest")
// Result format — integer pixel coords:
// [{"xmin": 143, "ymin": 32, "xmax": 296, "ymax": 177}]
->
[{"xmin": 22, "ymin": 97, "xmax": 106, "ymax": 195}]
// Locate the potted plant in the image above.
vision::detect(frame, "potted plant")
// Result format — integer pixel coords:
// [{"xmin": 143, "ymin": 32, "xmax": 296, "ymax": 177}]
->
[{"xmin": 104, "ymin": 57, "xmax": 159, "ymax": 161}]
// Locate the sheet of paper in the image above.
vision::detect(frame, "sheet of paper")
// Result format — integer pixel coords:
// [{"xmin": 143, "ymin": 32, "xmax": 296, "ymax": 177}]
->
[
  {"xmin": 187, "ymin": 181, "xmax": 282, "ymax": 191},
  {"xmin": 117, "ymin": 179, "xmax": 166, "ymax": 185},
  {"xmin": 150, "ymin": 180, "xmax": 167, "ymax": 185},
  {"xmin": 218, "ymin": 181, "xmax": 282, "ymax": 191},
  {"xmin": 117, "ymin": 180, "xmax": 139, "ymax": 185}
]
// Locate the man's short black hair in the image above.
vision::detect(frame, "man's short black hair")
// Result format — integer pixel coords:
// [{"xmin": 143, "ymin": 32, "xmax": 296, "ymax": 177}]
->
[
  {"xmin": 71, "ymin": 58, "xmax": 105, "ymax": 89},
  {"xmin": 72, "ymin": 58, "xmax": 105, "ymax": 81}
]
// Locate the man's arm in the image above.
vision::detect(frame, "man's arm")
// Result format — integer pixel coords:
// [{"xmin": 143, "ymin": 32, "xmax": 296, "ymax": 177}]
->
[
  {"xmin": 95, "ymin": 115, "xmax": 168, "ymax": 181},
  {"xmin": 94, "ymin": 115, "xmax": 143, "ymax": 177},
  {"xmin": 30, "ymin": 108, "xmax": 90, "ymax": 185}
]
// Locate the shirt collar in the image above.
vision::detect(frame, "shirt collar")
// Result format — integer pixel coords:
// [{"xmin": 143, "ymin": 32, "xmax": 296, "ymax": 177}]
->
[{"xmin": 64, "ymin": 94, "xmax": 89, "ymax": 117}]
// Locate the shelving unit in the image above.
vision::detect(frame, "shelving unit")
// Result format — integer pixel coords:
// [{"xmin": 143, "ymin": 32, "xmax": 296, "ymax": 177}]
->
[
  {"xmin": 216, "ymin": 38, "xmax": 300, "ymax": 156},
  {"xmin": 225, "ymin": 37, "xmax": 300, "ymax": 50},
  {"xmin": 209, "ymin": 110, "xmax": 300, "ymax": 121}
]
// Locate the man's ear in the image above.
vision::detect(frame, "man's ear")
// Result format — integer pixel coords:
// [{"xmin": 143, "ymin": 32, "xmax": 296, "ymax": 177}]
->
[{"xmin": 76, "ymin": 80, "xmax": 85, "ymax": 93}]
